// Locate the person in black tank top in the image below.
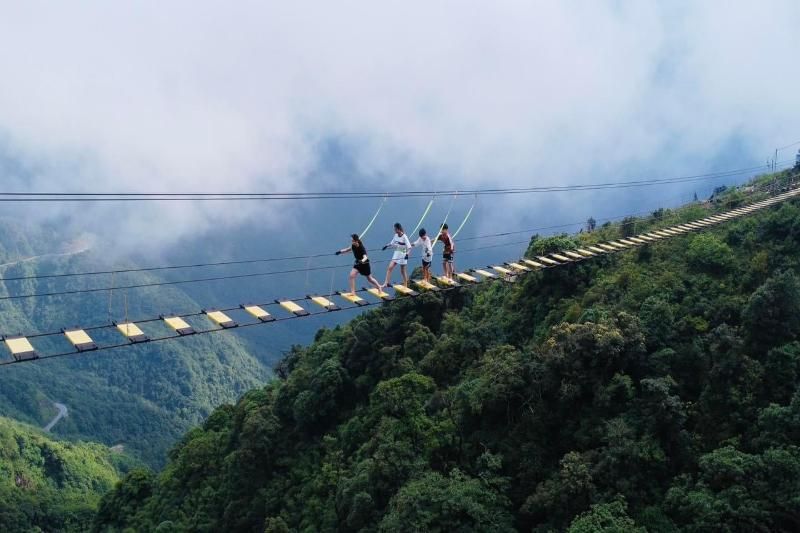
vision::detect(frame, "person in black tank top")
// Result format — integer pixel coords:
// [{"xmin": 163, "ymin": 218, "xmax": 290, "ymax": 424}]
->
[{"xmin": 336, "ymin": 233, "xmax": 382, "ymax": 295}]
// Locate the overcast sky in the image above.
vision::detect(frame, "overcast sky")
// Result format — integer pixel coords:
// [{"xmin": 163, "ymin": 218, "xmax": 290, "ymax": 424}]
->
[{"xmin": 0, "ymin": 1, "xmax": 799, "ymax": 252}]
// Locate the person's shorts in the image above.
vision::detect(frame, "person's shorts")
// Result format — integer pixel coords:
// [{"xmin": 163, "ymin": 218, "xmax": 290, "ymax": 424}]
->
[
  {"xmin": 354, "ymin": 262, "xmax": 372, "ymax": 276},
  {"xmin": 443, "ymin": 253, "xmax": 454, "ymax": 263},
  {"xmin": 392, "ymin": 257, "xmax": 408, "ymax": 266},
  {"xmin": 422, "ymin": 259, "xmax": 431, "ymax": 269}
]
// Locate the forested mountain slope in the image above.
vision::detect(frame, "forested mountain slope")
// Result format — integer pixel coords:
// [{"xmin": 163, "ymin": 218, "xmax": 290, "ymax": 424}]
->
[
  {"xmin": 0, "ymin": 416, "xmax": 134, "ymax": 532},
  {"xmin": 95, "ymin": 173, "xmax": 800, "ymax": 531},
  {"xmin": 0, "ymin": 221, "xmax": 269, "ymax": 466}
]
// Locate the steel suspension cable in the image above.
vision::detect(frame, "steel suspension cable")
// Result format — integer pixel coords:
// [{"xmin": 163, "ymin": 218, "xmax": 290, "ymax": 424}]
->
[
  {"xmin": 9, "ymin": 180, "xmax": 796, "ymax": 340},
  {"xmin": 4, "ymin": 184, "xmax": 797, "ymax": 367},
  {"xmin": 0, "ymin": 171, "xmax": 793, "ymax": 285},
  {"xmin": 0, "ymin": 162, "xmax": 789, "ymax": 202}
]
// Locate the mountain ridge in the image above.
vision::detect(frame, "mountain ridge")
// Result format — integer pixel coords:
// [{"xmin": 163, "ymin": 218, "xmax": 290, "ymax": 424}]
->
[
  {"xmin": 93, "ymin": 170, "xmax": 800, "ymax": 531},
  {"xmin": 0, "ymin": 223, "xmax": 270, "ymax": 466}
]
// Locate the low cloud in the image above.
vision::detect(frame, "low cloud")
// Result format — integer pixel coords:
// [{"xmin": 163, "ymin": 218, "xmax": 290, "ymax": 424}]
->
[{"xmin": 0, "ymin": 1, "xmax": 798, "ymax": 252}]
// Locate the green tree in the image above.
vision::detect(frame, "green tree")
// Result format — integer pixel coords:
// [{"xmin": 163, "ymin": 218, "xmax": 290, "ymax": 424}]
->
[
  {"xmin": 89, "ymin": 178, "xmax": 800, "ymax": 533},
  {"xmin": 763, "ymin": 343, "xmax": 800, "ymax": 404},
  {"xmin": 743, "ymin": 270, "xmax": 800, "ymax": 350},
  {"xmin": 686, "ymin": 234, "xmax": 734, "ymax": 272},
  {"xmin": 93, "ymin": 469, "xmax": 154, "ymax": 532},
  {"xmin": 456, "ymin": 345, "xmax": 525, "ymax": 416},
  {"xmin": 639, "ymin": 296, "xmax": 675, "ymax": 350},
  {"xmin": 523, "ymin": 451, "xmax": 595, "ymax": 527},
  {"xmin": 527, "ymin": 234, "xmax": 579, "ymax": 256},
  {"xmin": 379, "ymin": 470, "xmax": 514, "ymax": 532},
  {"xmin": 567, "ymin": 496, "xmax": 645, "ymax": 533},
  {"xmin": 620, "ymin": 217, "xmax": 636, "ymax": 238},
  {"xmin": 666, "ymin": 445, "xmax": 800, "ymax": 531}
]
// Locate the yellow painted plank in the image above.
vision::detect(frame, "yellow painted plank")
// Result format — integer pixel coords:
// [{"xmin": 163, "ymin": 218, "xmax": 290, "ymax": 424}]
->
[
  {"xmin": 337, "ymin": 292, "xmax": 367, "ymax": 305},
  {"xmin": 491, "ymin": 266, "xmax": 513, "ymax": 275},
  {"xmin": 4, "ymin": 336, "xmax": 35, "ymax": 357},
  {"xmin": 393, "ymin": 284, "xmax": 417, "ymax": 296},
  {"xmin": 163, "ymin": 316, "xmax": 194, "ymax": 335},
  {"xmin": 280, "ymin": 300, "xmax": 309, "ymax": 315},
  {"xmin": 64, "ymin": 329, "xmax": 93, "ymax": 346},
  {"xmin": 523, "ymin": 259, "xmax": 546, "ymax": 268},
  {"xmin": 310, "ymin": 296, "xmax": 340, "ymax": 310},
  {"xmin": 508, "ymin": 262, "xmax": 530, "ymax": 272},
  {"xmin": 414, "ymin": 280, "xmax": 439, "ymax": 291},
  {"xmin": 64, "ymin": 328, "xmax": 97, "ymax": 351},
  {"xmin": 457, "ymin": 272, "xmax": 478, "ymax": 283},
  {"xmin": 243, "ymin": 304, "xmax": 275, "ymax": 320},
  {"xmin": 367, "ymin": 288, "xmax": 393, "ymax": 300},
  {"xmin": 116, "ymin": 322, "xmax": 145, "ymax": 338},
  {"xmin": 205, "ymin": 310, "xmax": 237, "ymax": 326}
]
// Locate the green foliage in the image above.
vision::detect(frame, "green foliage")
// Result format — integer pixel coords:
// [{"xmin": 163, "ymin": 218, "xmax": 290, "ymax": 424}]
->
[
  {"xmin": 686, "ymin": 233, "xmax": 734, "ymax": 272},
  {"xmin": 0, "ymin": 416, "xmax": 131, "ymax": 532},
  {"xmin": 93, "ymin": 178, "xmax": 800, "ymax": 531},
  {"xmin": 379, "ymin": 469, "xmax": 514, "ymax": 532},
  {"xmin": 665, "ymin": 445, "xmax": 800, "ymax": 532},
  {"xmin": 743, "ymin": 270, "xmax": 800, "ymax": 349},
  {"xmin": 639, "ymin": 296, "xmax": 675, "ymax": 349},
  {"xmin": 620, "ymin": 216, "xmax": 637, "ymax": 238},
  {"xmin": 526, "ymin": 234, "xmax": 579, "ymax": 256},
  {"xmin": 567, "ymin": 496, "xmax": 644, "ymax": 532},
  {"xmin": 0, "ymin": 218, "xmax": 269, "ymax": 467}
]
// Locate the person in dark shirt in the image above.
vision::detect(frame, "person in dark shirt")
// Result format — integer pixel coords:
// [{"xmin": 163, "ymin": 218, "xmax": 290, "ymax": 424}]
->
[
  {"xmin": 438, "ymin": 223, "xmax": 456, "ymax": 280},
  {"xmin": 336, "ymin": 233, "xmax": 382, "ymax": 295}
]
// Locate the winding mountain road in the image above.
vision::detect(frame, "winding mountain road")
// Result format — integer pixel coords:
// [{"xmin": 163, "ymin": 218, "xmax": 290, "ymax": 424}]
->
[
  {"xmin": 43, "ymin": 403, "xmax": 67, "ymax": 432},
  {"xmin": 0, "ymin": 244, "xmax": 91, "ymax": 269},
  {"xmin": 2, "ymin": 241, "xmax": 85, "ymax": 433}
]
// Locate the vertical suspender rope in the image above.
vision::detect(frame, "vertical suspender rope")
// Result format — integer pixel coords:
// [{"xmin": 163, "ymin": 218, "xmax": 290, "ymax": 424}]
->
[
  {"xmin": 447, "ymin": 195, "xmax": 476, "ymax": 275},
  {"xmin": 451, "ymin": 194, "xmax": 477, "ymax": 239},
  {"xmin": 327, "ymin": 195, "xmax": 386, "ymax": 299},
  {"xmin": 107, "ymin": 271, "xmax": 115, "ymax": 324},
  {"xmin": 410, "ymin": 196, "xmax": 436, "ymax": 236},
  {"xmin": 433, "ymin": 193, "xmax": 459, "ymax": 248},
  {"xmin": 304, "ymin": 256, "xmax": 312, "ymax": 290},
  {"xmin": 358, "ymin": 195, "xmax": 388, "ymax": 240}
]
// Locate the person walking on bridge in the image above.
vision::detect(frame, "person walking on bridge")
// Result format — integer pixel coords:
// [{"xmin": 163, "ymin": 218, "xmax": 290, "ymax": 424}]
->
[
  {"xmin": 411, "ymin": 228, "xmax": 433, "ymax": 283},
  {"xmin": 382, "ymin": 222, "xmax": 412, "ymax": 288},
  {"xmin": 438, "ymin": 223, "xmax": 456, "ymax": 280},
  {"xmin": 336, "ymin": 234, "xmax": 382, "ymax": 295}
]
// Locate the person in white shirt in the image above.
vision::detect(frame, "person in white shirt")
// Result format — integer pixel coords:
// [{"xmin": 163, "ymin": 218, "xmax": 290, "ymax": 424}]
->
[
  {"xmin": 382, "ymin": 222, "xmax": 412, "ymax": 288},
  {"xmin": 411, "ymin": 228, "xmax": 433, "ymax": 283}
]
